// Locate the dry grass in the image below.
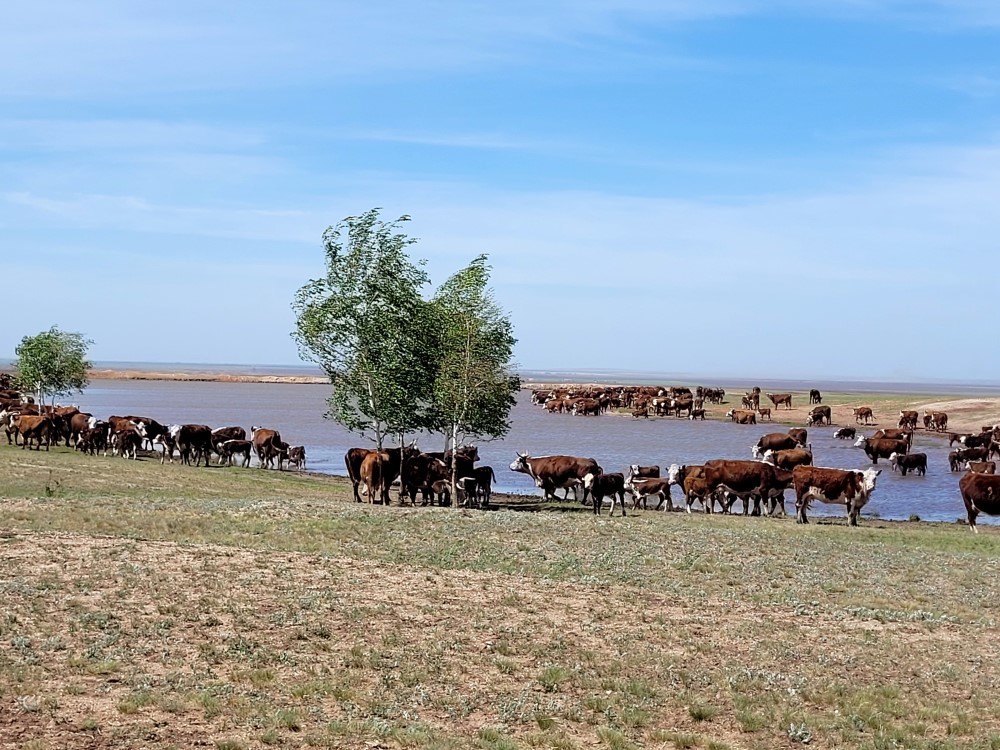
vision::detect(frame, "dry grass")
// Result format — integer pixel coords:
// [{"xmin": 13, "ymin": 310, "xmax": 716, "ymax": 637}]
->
[{"xmin": 3, "ymin": 445, "xmax": 1000, "ymax": 749}]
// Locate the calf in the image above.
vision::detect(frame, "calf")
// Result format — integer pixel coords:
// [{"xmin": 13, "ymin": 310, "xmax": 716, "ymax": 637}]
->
[
  {"xmin": 898, "ymin": 410, "xmax": 918, "ymax": 429},
  {"xmin": 218, "ymin": 439, "xmax": 253, "ymax": 467},
  {"xmin": 667, "ymin": 464, "xmax": 713, "ymax": 513},
  {"xmin": 625, "ymin": 476, "xmax": 673, "ymax": 511},
  {"xmin": 853, "ymin": 407, "xmax": 875, "ymax": 425},
  {"xmin": 889, "ymin": 452, "xmax": 926, "ymax": 476},
  {"xmin": 807, "ymin": 405, "xmax": 831, "ymax": 426},
  {"xmin": 631, "ymin": 408, "xmax": 649, "ymax": 418},
  {"xmin": 766, "ymin": 393, "xmax": 792, "ymax": 409},
  {"xmin": 689, "ymin": 408, "xmax": 706, "ymax": 420},
  {"xmin": 627, "ymin": 464, "xmax": 660, "ymax": 480},
  {"xmin": 473, "ymin": 465, "xmax": 496, "ymax": 506},
  {"xmin": 77, "ymin": 424, "xmax": 109, "ymax": 456},
  {"xmin": 809, "ymin": 389, "xmax": 822, "ymax": 404},
  {"xmin": 949, "ymin": 450, "xmax": 964, "ymax": 472},
  {"xmin": 756, "ymin": 407, "xmax": 771, "ymax": 421},
  {"xmin": 585, "ymin": 472, "xmax": 627, "ymax": 516},
  {"xmin": 287, "ymin": 445, "xmax": 306, "ymax": 470},
  {"xmin": 967, "ymin": 461, "xmax": 996, "ymax": 475},
  {"xmin": 115, "ymin": 429, "xmax": 142, "ymax": 460}
]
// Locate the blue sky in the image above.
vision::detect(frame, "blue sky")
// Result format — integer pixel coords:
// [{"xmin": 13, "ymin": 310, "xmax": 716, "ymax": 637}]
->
[{"xmin": 3, "ymin": 1, "xmax": 999, "ymax": 380}]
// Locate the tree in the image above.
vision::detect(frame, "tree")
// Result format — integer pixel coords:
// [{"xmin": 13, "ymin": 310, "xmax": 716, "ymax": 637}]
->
[
  {"xmin": 292, "ymin": 208, "xmax": 437, "ymax": 450},
  {"xmin": 430, "ymin": 254, "xmax": 520, "ymax": 502},
  {"xmin": 14, "ymin": 326, "xmax": 93, "ymax": 407}
]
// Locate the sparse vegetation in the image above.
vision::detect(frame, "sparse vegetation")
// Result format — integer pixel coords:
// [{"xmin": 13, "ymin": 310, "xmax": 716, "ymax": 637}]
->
[{"xmin": 3, "ymin": 446, "xmax": 1000, "ymax": 748}]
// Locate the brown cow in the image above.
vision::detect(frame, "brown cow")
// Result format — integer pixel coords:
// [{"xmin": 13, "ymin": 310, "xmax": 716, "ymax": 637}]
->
[
  {"xmin": 510, "ymin": 453, "xmax": 602, "ymax": 501},
  {"xmin": 766, "ymin": 393, "xmax": 792, "ymax": 409},
  {"xmin": 176, "ymin": 424, "xmax": 213, "ymax": 467},
  {"xmin": 345, "ymin": 443, "xmax": 419, "ymax": 503},
  {"xmin": 751, "ymin": 433, "xmax": 799, "ymax": 458},
  {"xmin": 756, "ymin": 407, "xmax": 771, "ymax": 421},
  {"xmin": 287, "ymin": 445, "xmax": 306, "ymax": 470},
  {"xmin": 667, "ymin": 464, "xmax": 713, "ymax": 513},
  {"xmin": 967, "ymin": 461, "xmax": 997, "ymax": 475},
  {"xmin": 924, "ymin": 411, "xmax": 948, "ymax": 432},
  {"xmin": 807, "ymin": 405, "xmax": 831, "ymax": 426},
  {"xmin": 218, "ymin": 439, "xmax": 253, "ymax": 467},
  {"xmin": 898, "ymin": 410, "xmax": 918, "ymax": 429},
  {"xmin": 701, "ymin": 459, "xmax": 778, "ymax": 516},
  {"xmin": 761, "ymin": 448, "xmax": 813, "ymax": 471},
  {"xmin": 787, "ymin": 428, "xmax": 809, "ymax": 447},
  {"xmin": 853, "ymin": 407, "xmax": 875, "ymax": 425},
  {"xmin": 360, "ymin": 451, "xmax": 389, "ymax": 504},
  {"xmin": 959, "ymin": 471, "xmax": 1000, "ymax": 532},
  {"xmin": 854, "ymin": 436, "xmax": 908, "ymax": 464},
  {"xmin": 726, "ymin": 409, "xmax": 756, "ymax": 424},
  {"xmin": 15, "ymin": 414, "xmax": 53, "ymax": 451},
  {"xmin": 793, "ymin": 465, "xmax": 881, "ymax": 526}
]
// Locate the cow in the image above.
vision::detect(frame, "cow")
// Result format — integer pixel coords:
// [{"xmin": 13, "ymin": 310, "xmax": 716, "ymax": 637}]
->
[
  {"xmin": 949, "ymin": 432, "xmax": 993, "ymax": 449},
  {"xmin": 889, "ymin": 452, "xmax": 926, "ymax": 476},
  {"xmin": 670, "ymin": 397, "xmax": 693, "ymax": 418},
  {"xmin": 287, "ymin": 445, "xmax": 306, "ymax": 470},
  {"xmin": 793, "ymin": 465, "xmax": 881, "ymax": 526},
  {"xmin": 625, "ymin": 466, "xmax": 668, "ymax": 509},
  {"xmin": 456, "ymin": 476, "xmax": 481, "ymax": 507},
  {"xmin": 854, "ymin": 436, "xmax": 908, "ymax": 464},
  {"xmin": 218, "ymin": 439, "xmax": 253, "ymax": 467},
  {"xmin": 360, "ymin": 451, "xmax": 389, "ymax": 504},
  {"xmin": 0, "ymin": 408, "xmax": 20, "ymax": 444},
  {"xmin": 756, "ymin": 407, "xmax": 771, "ymax": 421},
  {"xmin": 345, "ymin": 444, "xmax": 419, "ymax": 503},
  {"xmin": 176, "ymin": 424, "xmax": 214, "ymax": 467},
  {"xmin": 509, "ymin": 453, "xmax": 602, "ymax": 502},
  {"xmin": 76, "ymin": 423, "xmax": 109, "ymax": 456},
  {"xmin": 584, "ymin": 473, "xmax": 627, "ymax": 516},
  {"xmin": 833, "ymin": 427, "xmax": 856, "ymax": 440},
  {"xmin": 955, "ymin": 446, "xmax": 991, "ymax": 465},
  {"xmin": 766, "ymin": 393, "xmax": 792, "ymax": 409},
  {"xmin": 152, "ymin": 428, "xmax": 178, "ymax": 464},
  {"xmin": 251, "ymin": 426, "xmax": 286, "ymax": 469},
  {"xmin": 701, "ymin": 459, "xmax": 778, "ymax": 516},
  {"xmin": 949, "ymin": 450, "xmax": 964, "ymax": 472},
  {"xmin": 787, "ymin": 428, "xmax": 809, "ymax": 447},
  {"xmin": 898, "ymin": 410, "xmax": 918, "ymax": 430},
  {"xmin": 809, "ymin": 389, "xmax": 822, "ymax": 404},
  {"xmin": 68, "ymin": 412, "xmax": 94, "ymax": 447},
  {"xmin": 761, "ymin": 448, "xmax": 813, "ymax": 471},
  {"xmin": 853, "ymin": 407, "xmax": 875, "ymax": 425},
  {"xmin": 115, "ymin": 428, "xmax": 143, "ymax": 460},
  {"xmin": 924, "ymin": 411, "xmax": 948, "ymax": 432},
  {"xmin": 689, "ymin": 408, "xmax": 706, "ymax": 420},
  {"xmin": 959, "ymin": 471, "xmax": 1000, "ymax": 532},
  {"xmin": 726, "ymin": 409, "xmax": 756, "ymax": 424},
  {"xmin": 473, "ymin": 465, "xmax": 497, "ymax": 506},
  {"xmin": 572, "ymin": 398, "xmax": 601, "ymax": 416},
  {"xmin": 751, "ymin": 433, "xmax": 799, "ymax": 458},
  {"xmin": 667, "ymin": 464, "xmax": 713, "ymax": 513},
  {"xmin": 632, "ymin": 408, "xmax": 649, "ymax": 419},
  {"xmin": 400, "ymin": 452, "xmax": 449, "ymax": 505},
  {"xmin": 872, "ymin": 428, "xmax": 913, "ymax": 447},
  {"xmin": 807, "ymin": 405, "xmax": 831, "ymax": 426},
  {"xmin": 14, "ymin": 414, "xmax": 53, "ymax": 451},
  {"xmin": 967, "ymin": 461, "xmax": 997, "ymax": 475},
  {"xmin": 211, "ymin": 426, "xmax": 247, "ymax": 452}
]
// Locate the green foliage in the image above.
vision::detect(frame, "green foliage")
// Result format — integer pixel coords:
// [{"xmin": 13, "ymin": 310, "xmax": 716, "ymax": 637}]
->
[
  {"xmin": 292, "ymin": 209, "xmax": 437, "ymax": 448},
  {"xmin": 14, "ymin": 326, "xmax": 93, "ymax": 406},
  {"xmin": 429, "ymin": 254, "xmax": 520, "ymax": 450}
]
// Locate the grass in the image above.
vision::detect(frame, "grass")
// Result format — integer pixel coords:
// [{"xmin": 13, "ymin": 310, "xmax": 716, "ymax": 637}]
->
[{"xmin": 4, "ymin": 445, "xmax": 1000, "ymax": 749}]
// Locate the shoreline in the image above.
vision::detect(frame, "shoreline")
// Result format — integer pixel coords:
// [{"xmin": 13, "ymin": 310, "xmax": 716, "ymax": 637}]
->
[{"xmin": 86, "ymin": 369, "xmax": 328, "ymax": 384}]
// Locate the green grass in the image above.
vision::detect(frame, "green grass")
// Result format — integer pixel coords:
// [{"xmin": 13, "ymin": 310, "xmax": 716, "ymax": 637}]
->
[{"xmin": 4, "ymin": 446, "xmax": 1000, "ymax": 749}]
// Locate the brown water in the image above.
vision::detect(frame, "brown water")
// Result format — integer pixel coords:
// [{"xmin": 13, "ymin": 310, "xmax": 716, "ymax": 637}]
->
[{"xmin": 72, "ymin": 380, "xmax": 979, "ymax": 524}]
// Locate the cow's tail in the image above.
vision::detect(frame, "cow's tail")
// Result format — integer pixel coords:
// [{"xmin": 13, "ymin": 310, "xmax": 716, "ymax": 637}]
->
[{"xmin": 489, "ymin": 466, "xmax": 496, "ymax": 483}]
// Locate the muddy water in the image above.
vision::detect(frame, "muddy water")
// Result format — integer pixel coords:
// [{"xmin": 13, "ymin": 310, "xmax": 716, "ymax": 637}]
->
[{"xmin": 73, "ymin": 382, "xmax": 979, "ymax": 524}]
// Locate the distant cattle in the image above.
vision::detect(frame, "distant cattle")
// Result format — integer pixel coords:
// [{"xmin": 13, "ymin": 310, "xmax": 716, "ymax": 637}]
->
[
  {"xmin": 959, "ymin": 471, "xmax": 1000, "ymax": 532},
  {"xmin": 889, "ymin": 452, "xmax": 926, "ymax": 476},
  {"xmin": 924, "ymin": 411, "xmax": 948, "ymax": 432},
  {"xmin": 949, "ymin": 432, "xmax": 992, "ymax": 449},
  {"xmin": 872, "ymin": 428, "xmax": 913, "ymax": 446},
  {"xmin": 793, "ymin": 465, "xmax": 881, "ymax": 526},
  {"xmin": 809, "ymin": 389, "xmax": 822, "ymax": 404},
  {"xmin": 853, "ymin": 407, "xmax": 875, "ymax": 425},
  {"xmin": 807, "ymin": 405, "xmax": 831, "ymax": 426},
  {"xmin": 510, "ymin": 453, "xmax": 602, "ymax": 502},
  {"xmin": 898, "ymin": 410, "xmax": 918, "ymax": 430},
  {"xmin": 767, "ymin": 393, "xmax": 792, "ymax": 410},
  {"xmin": 833, "ymin": 427, "xmax": 856, "ymax": 440}
]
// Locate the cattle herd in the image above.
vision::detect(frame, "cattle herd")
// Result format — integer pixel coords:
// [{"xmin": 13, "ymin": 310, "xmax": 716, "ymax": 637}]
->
[
  {"xmin": 0, "ymin": 385, "xmax": 306, "ymax": 471},
  {"xmin": 5, "ymin": 373, "xmax": 1000, "ymax": 530},
  {"xmin": 527, "ymin": 384, "xmax": 1000, "ymax": 530}
]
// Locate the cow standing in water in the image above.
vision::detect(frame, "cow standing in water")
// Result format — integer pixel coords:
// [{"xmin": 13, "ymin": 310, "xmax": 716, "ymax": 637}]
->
[{"xmin": 509, "ymin": 453, "xmax": 602, "ymax": 502}]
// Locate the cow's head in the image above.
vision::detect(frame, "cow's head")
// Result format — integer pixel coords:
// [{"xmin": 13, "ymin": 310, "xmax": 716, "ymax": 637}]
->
[
  {"xmin": 667, "ymin": 463, "xmax": 683, "ymax": 485},
  {"xmin": 751, "ymin": 445, "xmax": 763, "ymax": 459},
  {"xmin": 888, "ymin": 452, "xmax": 900, "ymax": 469},
  {"xmin": 859, "ymin": 468, "xmax": 881, "ymax": 496},
  {"xmin": 509, "ymin": 453, "xmax": 531, "ymax": 473},
  {"xmin": 627, "ymin": 464, "xmax": 639, "ymax": 480},
  {"xmin": 853, "ymin": 436, "xmax": 867, "ymax": 448},
  {"xmin": 725, "ymin": 409, "xmax": 735, "ymax": 419},
  {"xmin": 760, "ymin": 449, "xmax": 775, "ymax": 465}
]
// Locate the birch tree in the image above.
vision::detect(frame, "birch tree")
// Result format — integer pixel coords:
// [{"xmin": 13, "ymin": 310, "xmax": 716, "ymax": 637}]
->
[
  {"xmin": 14, "ymin": 326, "xmax": 93, "ymax": 407},
  {"xmin": 292, "ymin": 209, "xmax": 437, "ymax": 450},
  {"xmin": 430, "ymin": 254, "xmax": 520, "ymax": 501}
]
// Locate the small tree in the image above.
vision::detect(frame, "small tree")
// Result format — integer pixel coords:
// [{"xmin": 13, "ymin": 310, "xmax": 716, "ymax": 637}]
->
[
  {"xmin": 430, "ymin": 254, "xmax": 520, "ymax": 503},
  {"xmin": 14, "ymin": 326, "xmax": 93, "ymax": 407},
  {"xmin": 292, "ymin": 208, "xmax": 437, "ymax": 450}
]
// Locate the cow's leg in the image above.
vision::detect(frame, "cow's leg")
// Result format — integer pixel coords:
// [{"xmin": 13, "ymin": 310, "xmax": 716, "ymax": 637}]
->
[{"xmin": 619, "ymin": 492, "xmax": 626, "ymax": 517}]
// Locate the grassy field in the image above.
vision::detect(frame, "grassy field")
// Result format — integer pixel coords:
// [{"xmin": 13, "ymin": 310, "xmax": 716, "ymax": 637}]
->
[{"xmin": 3, "ymin": 445, "xmax": 1000, "ymax": 749}]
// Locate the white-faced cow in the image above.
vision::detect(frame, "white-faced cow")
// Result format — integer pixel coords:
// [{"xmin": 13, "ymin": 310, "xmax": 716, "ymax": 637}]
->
[
  {"xmin": 834, "ymin": 427, "xmax": 856, "ymax": 440},
  {"xmin": 509, "ymin": 453, "xmax": 602, "ymax": 502},
  {"xmin": 854, "ymin": 436, "xmax": 908, "ymax": 465},
  {"xmin": 584, "ymin": 473, "xmax": 627, "ymax": 516},
  {"xmin": 761, "ymin": 448, "xmax": 813, "ymax": 471},
  {"xmin": 751, "ymin": 433, "xmax": 799, "ymax": 459},
  {"xmin": 959, "ymin": 472, "xmax": 1000, "ymax": 532},
  {"xmin": 793, "ymin": 465, "xmax": 881, "ymax": 526}
]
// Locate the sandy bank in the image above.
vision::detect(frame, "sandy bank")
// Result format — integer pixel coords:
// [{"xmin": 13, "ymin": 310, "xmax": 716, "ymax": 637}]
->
[{"xmin": 87, "ymin": 369, "xmax": 327, "ymax": 385}]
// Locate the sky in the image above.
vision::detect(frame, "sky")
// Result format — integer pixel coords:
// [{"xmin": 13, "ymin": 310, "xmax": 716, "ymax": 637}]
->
[{"xmin": 3, "ymin": 1, "xmax": 999, "ymax": 381}]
